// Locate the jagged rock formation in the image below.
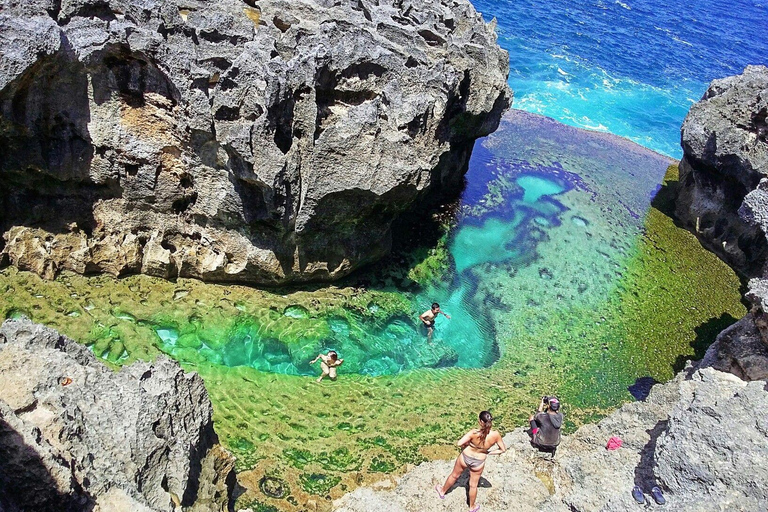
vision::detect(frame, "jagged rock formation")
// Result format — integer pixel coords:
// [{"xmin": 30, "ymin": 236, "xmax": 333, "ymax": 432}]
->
[
  {"xmin": 675, "ymin": 65, "xmax": 768, "ymax": 277},
  {"xmin": 0, "ymin": 0, "xmax": 510, "ymax": 284},
  {"xmin": 333, "ymin": 365, "xmax": 768, "ymax": 512},
  {"xmin": 675, "ymin": 65, "xmax": 768, "ymax": 380},
  {"xmin": 0, "ymin": 318, "xmax": 235, "ymax": 512}
]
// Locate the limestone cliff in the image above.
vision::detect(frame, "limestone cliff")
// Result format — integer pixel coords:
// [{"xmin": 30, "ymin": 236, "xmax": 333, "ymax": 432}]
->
[
  {"xmin": 0, "ymin": 0, "xmax": 510, "ymax": 284},
  {"xmin": 675, "ymin": 65, "xmax": 768, "ymax": 380},
  {"xmin": 0, "ymin": 318, "xmax": 235, "ymax": 512},
  {"xmin": 675, "ymin": 65, "xmax": 768, "ymax": 278}
]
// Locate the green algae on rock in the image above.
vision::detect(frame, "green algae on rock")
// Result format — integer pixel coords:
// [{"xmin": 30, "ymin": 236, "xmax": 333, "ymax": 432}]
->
[{"xmin": 0, "ymin": 111, "xmax": 747, "ymax": 512}]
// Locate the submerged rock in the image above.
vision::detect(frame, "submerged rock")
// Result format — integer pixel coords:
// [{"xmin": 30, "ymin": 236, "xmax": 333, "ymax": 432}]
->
[
  {"xmin": 0, "ymin": 318, "xmax": 235, "ymax": 512},
  {"xmin": 0, "ymin": 0, "xmax": 510, "ymax": 284}
]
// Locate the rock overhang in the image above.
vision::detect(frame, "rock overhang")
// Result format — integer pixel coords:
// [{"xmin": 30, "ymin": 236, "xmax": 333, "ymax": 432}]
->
[{"xmin": 0, "ymin": 0, "xmax": 512, "ymax": 284}]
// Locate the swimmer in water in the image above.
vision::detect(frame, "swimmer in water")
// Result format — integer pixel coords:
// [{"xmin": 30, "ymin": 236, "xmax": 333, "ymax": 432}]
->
[
  {"xmin": 310, "ymin": 350, "xmax": 344, "ymax": 383},
  {"xmin": 420, "ymin": 302, "xmax": 451, "ymax": 339}
]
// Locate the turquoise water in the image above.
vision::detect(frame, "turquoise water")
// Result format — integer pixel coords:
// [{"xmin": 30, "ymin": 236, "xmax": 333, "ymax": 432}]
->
[
  {"xmin": 472, "ymin": 0, "xmax": 768, "ymax": 157},
  {"xmin": 151, "ymin": 169, "xmax": 570, "ymax": 376}
]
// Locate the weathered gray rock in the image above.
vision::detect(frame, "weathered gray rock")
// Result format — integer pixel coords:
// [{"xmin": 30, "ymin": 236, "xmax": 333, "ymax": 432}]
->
[
  {"xmin": 673, "ymin": 66, "xmax": 768, "ymax": 381},
  {"xmin": 701, "ymin": 309, "xmax": 768, "ymax": 381},
  {"xmin": 0, "ymin": 0, "xmax": 511, "ymax": 284},
  {"xmin": 333, "ymin": 366, "xmax": 768, "ymax": 512},
  {"xmin": 654, "ymin": 369, "xmax": 768, "ymax": 511},
  {"xmin": 675, "ymin": 65, "xmax": 768, "ymax": 277},
  {"xmin": 0, "ymin": 318, "xmax": 235, "ymax": 512}
]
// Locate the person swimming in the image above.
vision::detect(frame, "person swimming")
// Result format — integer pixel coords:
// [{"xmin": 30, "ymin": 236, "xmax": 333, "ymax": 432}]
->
[
  {"xmin": 309, "ymin": 350, "xmax": 344, "ymax": 383},
  {"xmin": 420, "ymin": 302, "xmax": 451, "ymax": 339},
  {"xmin": 435, "ymin": 411, "xmax": 506, "ymax": 512}
]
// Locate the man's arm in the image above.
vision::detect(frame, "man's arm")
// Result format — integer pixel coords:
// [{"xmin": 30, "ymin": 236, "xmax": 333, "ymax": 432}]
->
[
  {"xmin": 440, "ymin": 310, "xmax": 451, "ymax": 320},
  {"xmin": 419, "ymin": 311, "xmax": 429, "ymax": 324}
]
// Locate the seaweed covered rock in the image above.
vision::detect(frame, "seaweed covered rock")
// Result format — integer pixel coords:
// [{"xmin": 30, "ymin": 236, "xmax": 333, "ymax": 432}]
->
[
  {"xmin": 0, "ymin": 318, "xmax": 235, "ymax": 512},
  {"xmin": 0, "ymin": 0, "xmax": 511, "ymax": 284}
]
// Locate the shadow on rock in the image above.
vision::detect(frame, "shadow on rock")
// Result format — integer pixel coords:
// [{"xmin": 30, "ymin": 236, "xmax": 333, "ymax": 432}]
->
[
  {"xmin": 0, "ymin": 415, "xmax": 96, "ymax": 512},
  {"xmin": 633, "ymin": 419, "xmax": 668, "ymax": 490},
  {"xmin": 673, "ymin": 313, "xmax": 739, "ymax": 373}
]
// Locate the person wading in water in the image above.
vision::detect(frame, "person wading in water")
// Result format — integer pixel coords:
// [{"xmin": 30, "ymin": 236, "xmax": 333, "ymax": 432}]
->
[{"xmin": 420, "ymin": 302, "xmax": 451, "ymax": 340}]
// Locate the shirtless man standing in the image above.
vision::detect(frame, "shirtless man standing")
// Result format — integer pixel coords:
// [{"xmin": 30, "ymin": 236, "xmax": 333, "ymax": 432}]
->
[{"xmin": 420, "ymin": 302, "xmax": 450, "ymax": 339}]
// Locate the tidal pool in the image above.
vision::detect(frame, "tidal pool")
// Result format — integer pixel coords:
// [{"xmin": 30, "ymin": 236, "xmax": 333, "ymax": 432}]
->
[{"xmin": 0, "ymin": 110, "xmax": 745, "ymax": 511}]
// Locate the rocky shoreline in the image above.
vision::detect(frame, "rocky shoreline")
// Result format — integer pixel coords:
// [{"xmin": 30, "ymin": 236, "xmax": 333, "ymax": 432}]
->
[{"xmin": 1, "ymin": 6, "xmax": 767, "ymax": 510}]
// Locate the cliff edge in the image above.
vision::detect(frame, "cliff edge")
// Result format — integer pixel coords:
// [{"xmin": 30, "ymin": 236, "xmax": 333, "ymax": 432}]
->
[
  {"xmin": 0, "ymin": 318, "xmax": 235, "ymax": 512},
  {"xmin": 0, "ymin": 0, "xmax": 510, "ymax": 284}
]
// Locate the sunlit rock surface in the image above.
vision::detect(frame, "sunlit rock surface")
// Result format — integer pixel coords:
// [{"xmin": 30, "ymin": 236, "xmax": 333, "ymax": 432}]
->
[
  {"xmin": 675, "ymin": 66, "xmax": 768, "ymax": 380},
  {"xmin": 0, "ymin": 0, "xmax": 510, "ymax": 284},
  {"xmin": 0, "ymin": 318, "xmax": 235, "ymax": 512},
  {"xmin": 334, "ymin": 366, "xmax": 768, "ymax": 512}
]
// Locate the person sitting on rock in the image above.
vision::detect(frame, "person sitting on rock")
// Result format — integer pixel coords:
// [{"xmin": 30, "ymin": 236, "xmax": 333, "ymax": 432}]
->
[
  {"xmin": 420, "ymin": 302, "xmax": 451, "ymax": 339},
  {"xmin": 529, "ymin": 396, "xmax": 563, "ymax": 451},
  {"xmin": 310, "ymin": 350, "xmax": 344, "ymax": 383}
]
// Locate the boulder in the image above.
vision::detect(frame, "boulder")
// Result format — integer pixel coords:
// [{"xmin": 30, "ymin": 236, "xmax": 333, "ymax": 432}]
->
[
  {"xmin": 0, "ymin": 318, "xmax": 235, "ymax": 512},
  {"xmin": 0, "ymin": 0, "xmax": 511, "ymax": 284}
]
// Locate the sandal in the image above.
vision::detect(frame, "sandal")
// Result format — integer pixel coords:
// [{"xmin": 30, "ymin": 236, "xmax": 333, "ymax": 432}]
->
[
  {"xmin": 632, "ymin": 486, "xmax": 646, "ymax": 504},
  {"xmin": 468, "ymin": 506, "xmax": 480, "ymax": 512},
  {"xmin": 434, "ymin": 485, "xmax": 445, "ymax": 499},
  {"xmin": 650, "ymin": 486, "xmax": 666, "ymax": 505}
]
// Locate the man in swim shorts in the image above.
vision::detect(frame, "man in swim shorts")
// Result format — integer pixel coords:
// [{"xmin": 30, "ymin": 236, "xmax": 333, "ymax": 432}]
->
[{"xmin": 419, "ymin": 302, "xmax": 450, "ymax": 339}]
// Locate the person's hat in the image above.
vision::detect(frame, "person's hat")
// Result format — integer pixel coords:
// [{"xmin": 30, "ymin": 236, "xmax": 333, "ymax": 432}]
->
[{"xmin": 548, "ymin": 398, "xmax": 560, "ymax": 411}]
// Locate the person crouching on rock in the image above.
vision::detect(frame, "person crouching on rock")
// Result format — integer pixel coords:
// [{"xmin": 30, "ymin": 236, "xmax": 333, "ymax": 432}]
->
[
  {"xmin": 435, "ymin": 411, "xmax": 506, "ymax": 512},
  {"xmin": 310, "ymin": 350, "xmax": 344, "ymax": 383},
  {"xmin": 529, "ymin": 396, "xmax": 563, "ymax": 451}
]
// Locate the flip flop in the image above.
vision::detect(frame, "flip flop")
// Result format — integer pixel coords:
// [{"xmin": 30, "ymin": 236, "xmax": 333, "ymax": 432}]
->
[
  {"xmin": 434, "ymin": 485, "xmax": 445, "ymax": 499},
  {"xmin": 651, "ymin": 486, "xmax": 666, "ymax": 505},
  {"xmin": 468, "ymin": 506, "xmax": 480, "ymax": 512},
  {"xmin": 632, "ymin": 486, "xmax": 646, "ymax": 504}
]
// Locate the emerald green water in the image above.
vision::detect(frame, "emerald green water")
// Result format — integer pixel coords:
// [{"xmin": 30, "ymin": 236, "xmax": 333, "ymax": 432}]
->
[
  {"xmin": 0, "ymin": 110, "xmax": 745, "ymax": 511},
  {"xmin": 148, "ymin": 169, "xmax": 573, "ymax": 376}
]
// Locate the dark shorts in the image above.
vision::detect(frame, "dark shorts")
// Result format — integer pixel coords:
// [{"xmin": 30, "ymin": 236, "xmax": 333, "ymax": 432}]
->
[{"xmin": 423, "ymin": 321, "xmax": 435, "ymax": 330}]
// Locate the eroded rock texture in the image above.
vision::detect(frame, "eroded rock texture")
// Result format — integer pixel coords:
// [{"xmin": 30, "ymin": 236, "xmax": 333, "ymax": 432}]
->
[
  {"xmin": 675, "ymin": 65, "xmax": 768, "ymax": 379},
  {"xmin": 675, "ymin": 65, "xmax": 768, "ymax": 276},
  {"xmin": 0, "ymin": 0, "xmax": 510, "ymax": 284},
  {"xmin": 333, "ymin": 366, "xmax": 768, "ymax": 512},
  {"xmin": 0, "ymin": 318, "xmax": 235, "ymax": 512}
]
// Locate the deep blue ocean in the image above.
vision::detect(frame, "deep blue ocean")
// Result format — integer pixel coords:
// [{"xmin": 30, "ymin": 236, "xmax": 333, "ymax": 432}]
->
[{"xmin": 472, "ymin": 0, "xmax": 768, "ymax": 157}]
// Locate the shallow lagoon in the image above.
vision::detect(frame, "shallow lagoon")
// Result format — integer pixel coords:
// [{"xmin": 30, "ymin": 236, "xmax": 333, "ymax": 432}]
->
[{"xmin": 0, "ymin": 111, "xmax": 745, "ymax": 510}]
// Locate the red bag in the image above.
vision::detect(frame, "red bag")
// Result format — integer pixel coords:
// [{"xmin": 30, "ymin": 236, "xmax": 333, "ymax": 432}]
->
[{"xmin": 606, "ymin": 436, "xmax": 623, "ymax": 450}]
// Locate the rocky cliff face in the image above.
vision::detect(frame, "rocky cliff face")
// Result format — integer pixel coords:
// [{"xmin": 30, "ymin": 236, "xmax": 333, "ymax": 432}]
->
[
  {"xmin": 0, "ymin": 0, "xmax": 510, "ymax": 284},
  {"xmin": 675, "ymin": 65, "xmax": 768, "ymax": 277},
  {"xmin": 675, "ymin": 65, "xmax": 768, "ymax": 380},
  {"xmin": 0, "ymin": 318, "xmax": 235, "ymax": 512}
]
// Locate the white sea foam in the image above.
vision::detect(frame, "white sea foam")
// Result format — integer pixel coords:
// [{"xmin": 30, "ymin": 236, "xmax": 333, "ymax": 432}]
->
[{"xmin": 615, "ymin": 0, "xmax": 631, "ymax": 9}]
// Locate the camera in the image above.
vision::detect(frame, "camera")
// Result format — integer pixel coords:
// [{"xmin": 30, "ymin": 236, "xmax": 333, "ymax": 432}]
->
[{"xmin": 542, "ymin": 396, "xmax": 551, "ymax": 404}]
